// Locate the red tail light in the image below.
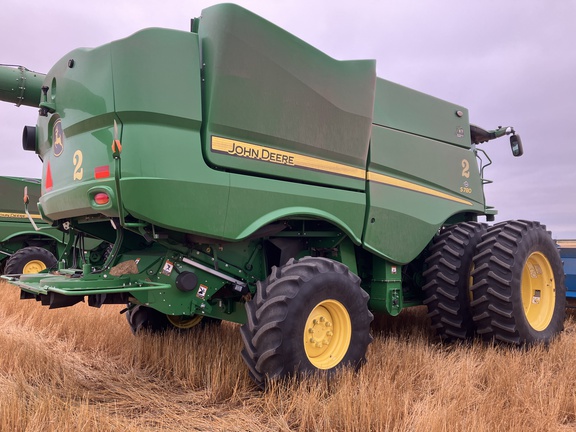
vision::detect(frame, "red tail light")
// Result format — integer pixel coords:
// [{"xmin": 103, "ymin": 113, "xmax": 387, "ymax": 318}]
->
[
  {"xmin": 94, "ymin": 193, "xmax": 110, "ymax": 205},
  {"xmin": 94, "ymin": 165, "xmax": 110, "ymax": 179}
]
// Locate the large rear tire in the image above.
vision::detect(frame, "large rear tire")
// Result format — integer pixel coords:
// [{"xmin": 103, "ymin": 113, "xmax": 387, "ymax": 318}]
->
[
  {"xmin": 240, "ymin": 256, "xmax": 373, "ymax": 389},
  {"xmin": 422, "ymin": 222, "xmax": 487, "ymax": 341},
  {"xmin": 4, "ymin": 246, "xmax": 58, "ymax": 274},
  {"xmin": 471, "ymin": 220, "xmax": 565, "ymax": 344}
]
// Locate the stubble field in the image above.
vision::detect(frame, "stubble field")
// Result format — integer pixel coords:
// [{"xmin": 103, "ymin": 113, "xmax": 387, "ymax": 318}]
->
[{"xmin": 1, "ymin": 280, "xmax": 576, "ymax": 432}]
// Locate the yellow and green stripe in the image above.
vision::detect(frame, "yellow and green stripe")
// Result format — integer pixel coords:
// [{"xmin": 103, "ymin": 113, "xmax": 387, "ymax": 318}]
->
[{"xmin": 211, "ymin": 136, "xmax": 472, "ymax": 206}]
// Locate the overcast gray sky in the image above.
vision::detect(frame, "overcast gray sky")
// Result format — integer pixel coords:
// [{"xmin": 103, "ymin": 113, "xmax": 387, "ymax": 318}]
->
[{"xmin": 2, "ymin": 0, "xmax": 575, "ymax": 238}]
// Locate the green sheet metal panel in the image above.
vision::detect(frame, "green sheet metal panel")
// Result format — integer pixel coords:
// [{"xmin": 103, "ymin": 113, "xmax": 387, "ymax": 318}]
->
[
  {"xmin": 373, "ymin": 78, "xmax": 471, "ymax": 148},
  {"xmin": 363, "ymin": 125, "xmax": 485, "ymax": 264},
  {"xmin": 0, "ymin": 177, "xmax": 61, "ymax": 248},
  {"xmin": 36, "ymin": 38, "xmax": 116, "ymax": 219},
  {"xmin": 36, "ymin": 29, "xmax": 215, "ymax": 233},
  {"xmin": 112, "ymin": 28, "xmax": 203, "ymax": 126},
  {"xmin": 369, "ymin": 126, "xmax": 484, "ymax": 206},
  {"xmin": 118, "ymin": 129, "xmax": 230, "ymax": 239},
  {"xmin": 198, "ymin": 3, "xmax": 375, "ymax": 191},
  {"xmin": 223, "ymin": 173, "xmax": 365, "ymax": 243},
  {"xmin": 0, "ymin": 177, "xmax": 41, "ymax": 215},
  {"xmin": 0, "ymin": 177, "xmax": 43, "ymax": 242},
  {"xmin": 109, "ymin": 29, "xmax": 230, "ymax": 236}
]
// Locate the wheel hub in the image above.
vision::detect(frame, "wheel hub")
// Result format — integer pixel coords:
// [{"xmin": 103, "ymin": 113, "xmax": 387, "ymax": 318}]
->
[
  {"xmin": 22, "ymin": 260, "xmax": 47, "ymax": 274},
  {"xmin": 167, "ymin": 314, "xmax": 203, "ymax": 329},
  {"xmin": 307, "ymin": 309, "xmax": 334, "ymax": 349},
  {"xmin": 304, "ymin": 300, "xmax": 351, "ymax": 369},
  {"xmin": 521, "ymin": 251, "xmax": 555, "ymax": 331}
]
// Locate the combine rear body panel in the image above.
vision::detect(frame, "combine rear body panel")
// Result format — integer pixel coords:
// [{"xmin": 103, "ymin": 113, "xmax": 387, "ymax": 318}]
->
[
  {"xmin": 0, "ymin": 3, "xmax": 566, "ymax": 388},
  {"xmin": 0, "ymin": 176, "xmax": 109, "ymax": 274}
]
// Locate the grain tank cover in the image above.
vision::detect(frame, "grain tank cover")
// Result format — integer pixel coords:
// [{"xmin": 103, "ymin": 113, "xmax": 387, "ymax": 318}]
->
[
  {"xmin": 198, "ymin": 4, "xmax": 376, "ymax": 186},
  {"xmin": 373, "ymin": 79, "xmax": 471, "ymax": 148}
]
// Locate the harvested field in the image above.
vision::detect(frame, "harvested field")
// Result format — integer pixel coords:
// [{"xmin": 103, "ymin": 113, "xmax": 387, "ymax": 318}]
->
[{"xmin": 1, "ymin": 279, "xmax": 575, "ymax": 431}]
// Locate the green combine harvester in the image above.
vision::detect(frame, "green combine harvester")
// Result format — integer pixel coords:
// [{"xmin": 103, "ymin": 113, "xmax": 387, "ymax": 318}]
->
[
  {"xmin": 0, "ymin": 176, "xmax": 61, "ymax": 274},
  {"xmin": 0, "ymin": 4, "xmax": 565, "ymax": 388}
]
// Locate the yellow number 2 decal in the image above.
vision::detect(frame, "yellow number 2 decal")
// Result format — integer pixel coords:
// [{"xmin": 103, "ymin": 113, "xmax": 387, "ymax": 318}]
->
[
  {"xmin": 461, "ymin": 159, "xmax": 470, "ymax": 178},
  {"xmin": 73, "ymin": 150, "xmax": 84, "ymax": 180}
]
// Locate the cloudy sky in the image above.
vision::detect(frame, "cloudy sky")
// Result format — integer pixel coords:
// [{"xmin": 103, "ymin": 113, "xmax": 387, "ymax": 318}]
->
[{"xmin": 2, "ymin": 0, "xmax": 575, "ymax": 238}]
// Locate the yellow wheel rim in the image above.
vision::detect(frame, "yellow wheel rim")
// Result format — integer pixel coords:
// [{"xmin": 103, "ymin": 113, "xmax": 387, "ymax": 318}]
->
[
  {"xmin": 304, "ymin": 299, "xmax": 351, "ymax": 370},
  {"xmin": 167, "ymin": 314, "xmax": 203, "ymax": 329},
  {"xmin": 22, "ymin": 260, "xmax": 47, "ymax": 274},
  {"xmin": 521, "ymin": 252, "xmax": 555, "ymax": 331}
]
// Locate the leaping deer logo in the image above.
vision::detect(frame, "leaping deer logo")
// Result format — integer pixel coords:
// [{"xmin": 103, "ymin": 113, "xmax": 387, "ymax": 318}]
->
[{"xmin": 53, "ymin": 119, "xmax": 64, "ymax": 157}]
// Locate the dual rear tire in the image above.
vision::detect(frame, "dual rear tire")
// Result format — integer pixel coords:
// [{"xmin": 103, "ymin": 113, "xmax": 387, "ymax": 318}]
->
[
  {"xmin": 471, "ymin": 220, "xmax": 565, "ymax": 344},
  {"xmin": 424, "ymin": 220, "xmax": 565, "ymax": 345},
  {"xmin": 423, "ymin": 221, "xmax": 487, "ymax": 341}
]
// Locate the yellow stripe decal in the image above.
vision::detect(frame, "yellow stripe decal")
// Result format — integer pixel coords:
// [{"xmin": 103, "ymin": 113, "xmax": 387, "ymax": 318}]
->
[
  {"xmin": 0, "ymin": 212, "xmax": 42, "ymax": 219},
  {"xmin": 367, "ymin": 172, "xmax": 472, "ymax": 206},
  {"xmin": 211, "ymin": 136, "xmax": 471, "ymax": 206},
  {"xmin": 211, "ymin": 136, "xmax": 366, "ymax": 180}
]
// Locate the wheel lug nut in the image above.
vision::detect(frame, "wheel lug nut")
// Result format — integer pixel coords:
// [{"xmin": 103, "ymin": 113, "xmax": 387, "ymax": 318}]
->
[
  {"xmin": 316, "ymin": 342, "xmax": 322, "ymax": 348},
  {"xmin": 325, "ymin": 322, "xmax": 332, "ymax": 327},
  {"xmin": 310, "ymin": 338, "xmax": 316, "ymax": 343},
  {"xmin": 308, "ymin": 328, "xmax": 314, "ymax": 333},
  {"xmin": 313, "ymin": 319, "xmax": 318, "ymax": 325},
  {"xmin": 326, "ymin": 331, "xmax": 333, "ymax": 337},
  {"xmin": 320, "ymin": 316, "xmax": 325, "ymax": 322}
]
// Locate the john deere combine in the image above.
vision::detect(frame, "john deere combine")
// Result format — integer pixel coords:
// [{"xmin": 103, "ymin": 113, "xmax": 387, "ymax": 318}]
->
[
  {"xmin": 0, "ymin": 176, "xmax": 60, "ymax": 274},
  {"xmin": 0, "ymin": 4, "xmax": 565, "ymax": 387}
]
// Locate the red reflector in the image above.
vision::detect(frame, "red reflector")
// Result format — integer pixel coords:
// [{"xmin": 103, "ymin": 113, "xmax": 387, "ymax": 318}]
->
[
  {"xmin": 94, "ymin": 165, "xmax": 110, "ymax": 179},
  {"xmin": 94, "ymin": 193, "xmax": 110, "ymax": 205},
  {"xmin": 45, "ymin": 162, "xmax": 53, "ymax": 191}
]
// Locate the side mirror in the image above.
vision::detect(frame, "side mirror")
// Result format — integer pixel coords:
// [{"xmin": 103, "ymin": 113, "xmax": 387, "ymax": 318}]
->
[{"xmin": 510, "ymin": 134, "xmax": 523, "ymax": 157}]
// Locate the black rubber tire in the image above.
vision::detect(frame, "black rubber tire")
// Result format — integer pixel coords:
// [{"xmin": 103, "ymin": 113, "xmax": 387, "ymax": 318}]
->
[
  {"xmin": 126, "ymin": 305, "xmax": 170, "ymax": 334},
  {"xmin": 470, "ymin": 220, "xmax": 566, "ymax": 345},
  {"xmin": 126, "ymin": 304, "xmax": 220, "ymax": 334},
  {"xmin": 422, "ymin": 222, "xmax": 487, "ymax": 341},
  {"xmin": 4, "ymin": 246, "xmax": 58, "ymax": 274},
  {"xmin": 240, "ymin": 256, "xmax": 373, "ymax": 389}
]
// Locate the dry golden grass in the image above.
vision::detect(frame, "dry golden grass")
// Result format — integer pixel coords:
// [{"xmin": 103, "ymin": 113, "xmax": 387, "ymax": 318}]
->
[{"xmin": 1, "ymin": 279, "xmax": 576, "ymax": 431}]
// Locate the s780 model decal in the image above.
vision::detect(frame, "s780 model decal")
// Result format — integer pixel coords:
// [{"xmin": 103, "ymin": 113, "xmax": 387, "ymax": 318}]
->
[{"xmin": 211, "ymin": 136, "xmax": 472, "ymax": 206}]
